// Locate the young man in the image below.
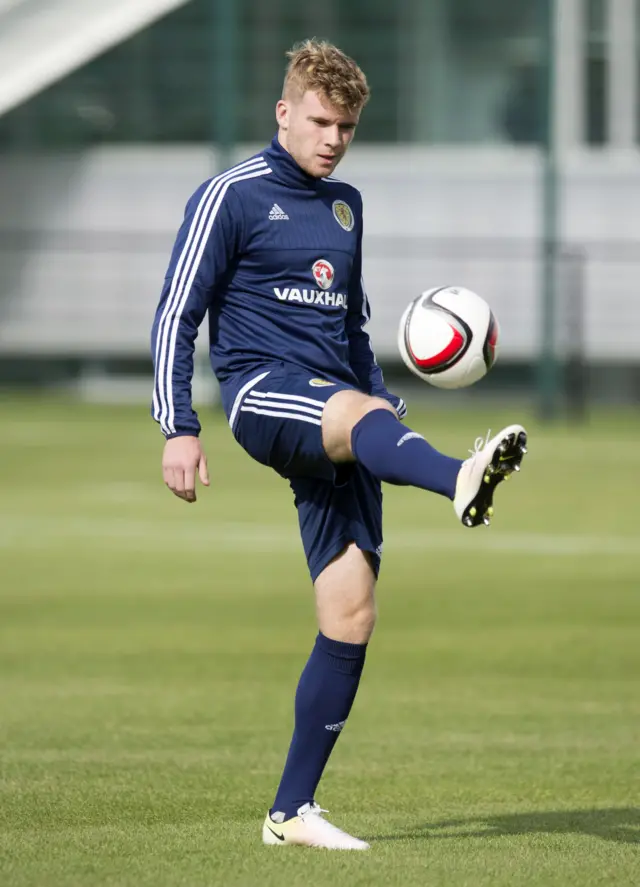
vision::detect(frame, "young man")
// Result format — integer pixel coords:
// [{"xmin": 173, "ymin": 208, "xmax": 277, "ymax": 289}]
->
[{"xmin": 151, "ymin": 39, "xmax": 527, "ymax": 851}]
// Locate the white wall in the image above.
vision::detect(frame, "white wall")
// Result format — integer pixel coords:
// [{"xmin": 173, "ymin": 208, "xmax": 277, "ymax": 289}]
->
[{"xmin": 1, "ymin": 144, "xmax": 639, "ymax": 360}]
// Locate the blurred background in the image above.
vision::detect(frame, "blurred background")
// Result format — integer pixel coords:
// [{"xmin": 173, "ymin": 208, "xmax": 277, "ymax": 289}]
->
[{"xmin": 0, "ymin": 0, "xmax": 639, "ymax": 416}]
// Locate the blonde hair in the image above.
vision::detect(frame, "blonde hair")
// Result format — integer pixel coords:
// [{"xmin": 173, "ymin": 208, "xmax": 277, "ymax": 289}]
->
[{"xmin": 283, "ymin": 39, "xmax": 370, "ymax": 112}]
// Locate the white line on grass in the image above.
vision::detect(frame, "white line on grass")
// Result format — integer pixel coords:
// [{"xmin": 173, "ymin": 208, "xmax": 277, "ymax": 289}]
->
[{"xmin": 0, "ymin": 517, "xmax": 637, "ymax": 557}]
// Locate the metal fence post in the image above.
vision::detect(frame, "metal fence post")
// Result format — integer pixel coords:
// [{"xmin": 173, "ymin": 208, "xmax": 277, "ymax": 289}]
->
[
  {"xmin": 539, "ymin": 0, "xmax": 560, "ymax": 420},
  {"xmin": 212, "ymin": 0, "xmax": 238, "ymax": 171},
  {"xmin": 194, "ymin": 0, "xmax": 240, "ymax": 411},
  {"xmin": 562, "ymin": 246, "xmax": 588, "ymax": 422}
]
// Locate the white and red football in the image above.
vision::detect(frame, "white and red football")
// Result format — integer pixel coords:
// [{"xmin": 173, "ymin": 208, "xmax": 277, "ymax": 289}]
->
[{"xmin": 397, "ymin": 286, "xmax": 499, "ymax": 389}]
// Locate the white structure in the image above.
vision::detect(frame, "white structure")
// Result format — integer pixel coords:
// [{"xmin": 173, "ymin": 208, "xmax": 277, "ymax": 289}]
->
[{"xmin": 0, "ymin": 0, "xmax": 193, "ymax": 117}]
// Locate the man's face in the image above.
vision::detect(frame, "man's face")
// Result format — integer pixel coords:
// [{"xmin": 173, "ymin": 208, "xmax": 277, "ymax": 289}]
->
[{"xmin": 276, "ymin": 90, "xmax": 360, "ymax": 178}]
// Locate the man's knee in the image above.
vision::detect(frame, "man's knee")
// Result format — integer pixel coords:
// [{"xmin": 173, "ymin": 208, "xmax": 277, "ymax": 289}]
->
[
  {"xmin": 322, "ymin": 390, "xmax": 396, "ymax": 463},
  {"xmin": 317, "ymin": 592, "xmax": 377, "ymax": 645},
  {"xmin": 314, "ymin": 543, "xmax": 378, "ymax": 644}
]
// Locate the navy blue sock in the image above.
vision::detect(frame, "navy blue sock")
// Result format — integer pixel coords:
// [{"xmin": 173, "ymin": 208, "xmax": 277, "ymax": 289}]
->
[
  {"xmin": 271, "ymin": 632, "xmax": 367, "ymax": 820},
  {"xmin": 351, "ymin": 408, "xmax": 462, "ymax": 500}
]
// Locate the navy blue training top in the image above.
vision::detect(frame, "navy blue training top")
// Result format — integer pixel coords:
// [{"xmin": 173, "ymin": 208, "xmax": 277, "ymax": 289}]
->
[{"xmin": 151, "ymin": 136, "xmax": 403, "ymax": 438}]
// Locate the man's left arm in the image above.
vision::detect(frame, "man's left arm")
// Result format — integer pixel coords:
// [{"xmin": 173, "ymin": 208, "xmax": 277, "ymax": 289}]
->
[{"xmin": 346, "ymin": 219, "xmax": 407, "ymax": 420}]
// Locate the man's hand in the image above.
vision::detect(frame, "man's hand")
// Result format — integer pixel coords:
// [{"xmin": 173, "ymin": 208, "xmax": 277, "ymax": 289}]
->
[{"xmin": 162, "ymin": 436, "xmax": 210, "ymax": 503}]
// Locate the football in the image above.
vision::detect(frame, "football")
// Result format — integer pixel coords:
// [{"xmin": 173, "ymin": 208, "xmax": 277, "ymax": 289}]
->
[{"xmin": 397, "ymin": 285, "xmax": 499, "ymax": 389}]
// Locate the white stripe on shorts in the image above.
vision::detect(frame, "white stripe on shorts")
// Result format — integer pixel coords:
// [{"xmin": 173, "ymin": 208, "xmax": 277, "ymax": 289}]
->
[
  {"xmin": 242, "ymin": 397, "xmax": 323, "ymax": 418},
  {"xmin": 248, "ymin": 390, "xmax": 326, "ymax": 408},
  {"xmin": 239, "ymin": 406, "xmax": 322, "ymax": 426},
  {"xmin": 228, "ymin": 370, "xmax": 272, "ymax": 430}
]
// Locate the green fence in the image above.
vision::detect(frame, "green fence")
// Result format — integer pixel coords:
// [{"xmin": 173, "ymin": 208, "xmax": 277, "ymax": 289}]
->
[{"xmin": 0, "ymin": 0, "xmax": 562, "ymax": 148}]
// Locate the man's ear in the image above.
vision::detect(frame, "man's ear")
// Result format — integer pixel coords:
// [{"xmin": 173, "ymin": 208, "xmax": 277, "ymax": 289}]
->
[{"xmin": 276, "ymin": 99, "xmax": 289, "ymax": 129}]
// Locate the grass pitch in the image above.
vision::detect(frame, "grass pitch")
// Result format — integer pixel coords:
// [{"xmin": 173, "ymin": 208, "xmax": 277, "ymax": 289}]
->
[{"xmin": 0, "ymin": 394, "xmax": 638, "ymax": 886}]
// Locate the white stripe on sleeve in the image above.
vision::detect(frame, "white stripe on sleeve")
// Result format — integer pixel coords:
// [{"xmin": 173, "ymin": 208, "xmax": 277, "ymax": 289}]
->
[
  {"xmin": 153, "ymin": 156, "xmax": 265, "ymax": 430},
  {"xmin": 153, "ymin": 158, "xmax": 272, "ymax": 435}
]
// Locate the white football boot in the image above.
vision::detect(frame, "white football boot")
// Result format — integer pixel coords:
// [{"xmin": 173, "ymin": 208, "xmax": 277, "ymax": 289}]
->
[
  {"xmin": 454, "ymin": 424, "xmax": 527, "ymax": 527},
  {"xmin": 262, "ymin": 802, "xmax": 370, "ymax": 850}
]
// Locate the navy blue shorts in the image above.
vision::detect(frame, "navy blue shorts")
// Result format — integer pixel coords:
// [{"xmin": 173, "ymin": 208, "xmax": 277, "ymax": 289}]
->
[{"xmin": 228, "ymin": 363, "xmax": 383, "ymax": 582}]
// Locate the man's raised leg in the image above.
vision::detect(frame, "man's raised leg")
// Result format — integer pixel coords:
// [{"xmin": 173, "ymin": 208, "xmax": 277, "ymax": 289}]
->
[{"xmin": 322, "ymin": 390, "xmax": 526, "ymax": 528}]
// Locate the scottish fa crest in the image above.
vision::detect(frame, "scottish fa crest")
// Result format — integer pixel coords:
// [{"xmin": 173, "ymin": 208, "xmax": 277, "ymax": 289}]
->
[{"xmin": 332, "ymin": 200, "xmax": 354, "ymax": 232}]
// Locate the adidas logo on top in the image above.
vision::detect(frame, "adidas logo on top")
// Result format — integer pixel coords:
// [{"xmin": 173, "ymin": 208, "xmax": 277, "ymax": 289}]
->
[{"xmin": 268, "ymin": 203, "xmax": 289, "ymax": 221}]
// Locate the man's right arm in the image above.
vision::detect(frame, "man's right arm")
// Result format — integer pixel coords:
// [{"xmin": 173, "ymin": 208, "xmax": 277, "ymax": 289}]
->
[
  {"xmin": 151, "ymin": 180, "xmax": 242, "ymax": 501},
  {"xmin": 151, "ymin": 180, "xmax": 242, "ymax": 439}
]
